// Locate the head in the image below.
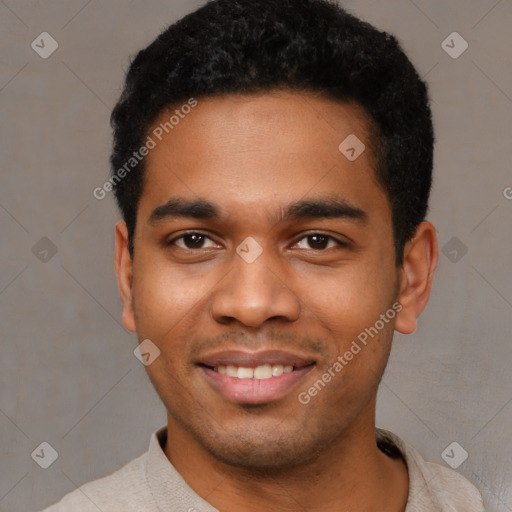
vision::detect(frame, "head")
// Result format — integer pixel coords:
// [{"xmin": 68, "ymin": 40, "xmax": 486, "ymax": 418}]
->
[{"xmin": 113, "ymin": 0, "xmax": 438, "ymax": 470}]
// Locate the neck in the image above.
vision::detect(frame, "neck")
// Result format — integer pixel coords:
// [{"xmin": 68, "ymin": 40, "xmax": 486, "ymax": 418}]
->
[{"xmin": 164, "ymin": 402, "xmax": 408, "ymax": 512}]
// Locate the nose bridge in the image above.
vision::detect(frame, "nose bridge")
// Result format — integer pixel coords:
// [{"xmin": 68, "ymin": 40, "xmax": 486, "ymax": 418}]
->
[{"xmin": 210, "ymin": 241, "xmax": 300, "ymax": 327}]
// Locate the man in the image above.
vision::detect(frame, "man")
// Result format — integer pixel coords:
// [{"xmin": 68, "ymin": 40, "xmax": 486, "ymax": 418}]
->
[{"xmin": 42, "ymin": 0, "xmax": 484, "ymax": 510}]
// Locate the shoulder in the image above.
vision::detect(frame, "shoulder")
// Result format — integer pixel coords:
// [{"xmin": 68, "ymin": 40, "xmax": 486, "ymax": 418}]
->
[
  {"xmin": 422, "ymin": 459, "xmax": 485, "ymax": 508},
  {"xmin": 39, "ymin": 451, "xmax": 155, "ymax": 512},
  {"xmin": 376, "ymin": 429, "xmax": 485, "ymax": 512}
]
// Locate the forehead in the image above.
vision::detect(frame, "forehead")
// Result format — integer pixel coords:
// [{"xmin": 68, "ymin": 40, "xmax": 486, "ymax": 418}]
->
[{"xmin": 139, "ymin": 91, "xmax": 389, "ymax": 225}]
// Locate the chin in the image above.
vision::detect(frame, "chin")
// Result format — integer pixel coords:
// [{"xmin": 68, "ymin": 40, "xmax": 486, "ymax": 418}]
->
[
  {"xmin": 208, "ymin": 441, "xmax": 316, "ymax": 471},
  {"xmin": 195, "ymin": 422, "xmax": 337, "ymax": 472}
]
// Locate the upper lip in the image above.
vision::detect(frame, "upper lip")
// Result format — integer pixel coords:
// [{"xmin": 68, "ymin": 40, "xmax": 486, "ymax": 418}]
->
[{"xmin": 197, "ymin": 350, "xmax": 316, "ymax": 369}]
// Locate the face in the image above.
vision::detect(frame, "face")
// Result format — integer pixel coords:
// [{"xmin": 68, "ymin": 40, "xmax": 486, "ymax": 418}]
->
[{"xmin": 117, "ymin": 91, "xmax": 411, "ymax": 470}]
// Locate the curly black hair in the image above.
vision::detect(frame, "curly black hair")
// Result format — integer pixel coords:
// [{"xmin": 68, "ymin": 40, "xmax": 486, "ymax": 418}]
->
[{"xmin": 110, "ymin": 0, "xmax": 434, "ymax": 265}]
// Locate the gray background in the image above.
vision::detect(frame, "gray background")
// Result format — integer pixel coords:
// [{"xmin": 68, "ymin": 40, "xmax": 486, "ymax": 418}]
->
[{"xmin": 0, "ymin": 1, "xmax": 511, "ymax": 510}]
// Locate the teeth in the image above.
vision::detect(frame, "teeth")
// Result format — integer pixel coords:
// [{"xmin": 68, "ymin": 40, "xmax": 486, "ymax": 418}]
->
[
  {"xmin": 215, "ymin": 364, "xmax": 294, "ymax": 379},
  {"xmin": 226, "ymin": 365, "xmax": 238, "ymax": 377},
  {"xmin": 253, "ymin": 364, "xmax": 272, "ymax": 379},
  {"xmin": 237, "ymin": 367, "xmax": 254, "ymax": 379},
  {"xmin": 272, "ymin": 365, "xmax": 284, "ymax": 377}
]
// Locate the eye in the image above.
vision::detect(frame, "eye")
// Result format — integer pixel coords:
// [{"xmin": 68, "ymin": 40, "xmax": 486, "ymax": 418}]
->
[
  {"xmin": 294, "ymin": 233, "xmax": 346, "ymax": 250},
  {"xmin": 167, "ymin": 232, "xmax": 218, "ymax": 250}
]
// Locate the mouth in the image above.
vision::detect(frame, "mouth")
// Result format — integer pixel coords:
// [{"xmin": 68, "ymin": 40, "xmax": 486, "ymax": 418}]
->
[{"xmin": 197, "ymin": 350, "xmax": 316, "ymax": 404}]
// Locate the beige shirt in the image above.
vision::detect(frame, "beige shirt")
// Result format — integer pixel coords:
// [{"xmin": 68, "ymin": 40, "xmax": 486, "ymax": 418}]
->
[{"xmin": 40, "ymin": 427, "xmax": 484, "ymax": 511}]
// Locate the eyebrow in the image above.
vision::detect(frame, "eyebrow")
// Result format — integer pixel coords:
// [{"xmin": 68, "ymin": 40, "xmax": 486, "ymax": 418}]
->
[{"xmin": 148, "ymin": 196, "xmax": 367, "ymax": 225}]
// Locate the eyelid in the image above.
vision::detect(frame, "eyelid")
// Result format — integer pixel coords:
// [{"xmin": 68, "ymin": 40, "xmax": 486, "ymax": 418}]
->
[
  {"xmin": 166, "ymin": 231, "xmax": 220, "ymax": 248},
  {"xmin": 290, "ymin": 232, "xmax": 351, "ymax": 249}
]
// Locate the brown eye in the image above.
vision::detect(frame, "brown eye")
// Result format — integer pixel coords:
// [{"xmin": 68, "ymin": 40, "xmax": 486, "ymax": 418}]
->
[
  {"xmin": 295, "ymin": 234, "xmax": 343, "ymax": 250},
  {"xmin": 168, "ymin": 233, "xmax": 217, "ymax": 250}
]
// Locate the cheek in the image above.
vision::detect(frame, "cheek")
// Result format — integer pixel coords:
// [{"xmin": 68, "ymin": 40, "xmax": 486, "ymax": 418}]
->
[
  {"xmin": 131, "ymin": 258, "xmax": 218, "ymax": 338},
  {"xmin": 295, "ymin": 261, "xmax": 396, "ymax": 343},
  {"xmin": 130, "ymin": 263, "xmax": 208, "ymax": 385}
]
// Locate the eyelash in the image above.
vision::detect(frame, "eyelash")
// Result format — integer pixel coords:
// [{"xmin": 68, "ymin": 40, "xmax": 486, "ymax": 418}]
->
[{"xmin": 166, "ymin": 231, "xmax": 349, "ymax": 251}]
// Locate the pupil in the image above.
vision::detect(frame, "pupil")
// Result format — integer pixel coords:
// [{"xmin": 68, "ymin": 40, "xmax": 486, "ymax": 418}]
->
[
  {"xmin": 309, "ymin": 235, "xmax": 327, "ymax": 249},
  {"xmin": 185, "ymin": 234, "xmax": 204, "ymax": 248}
]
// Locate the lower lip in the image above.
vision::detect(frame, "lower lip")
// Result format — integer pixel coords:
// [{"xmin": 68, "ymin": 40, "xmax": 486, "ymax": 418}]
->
[{"xmin": 200, "ymin": 365, "xmax": 315, "ymax": 405}]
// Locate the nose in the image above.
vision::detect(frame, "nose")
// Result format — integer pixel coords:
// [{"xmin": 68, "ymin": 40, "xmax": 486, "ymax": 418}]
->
[{"xmin": 210, "ymin": 246, "xmax": 301, "ymax": 328}]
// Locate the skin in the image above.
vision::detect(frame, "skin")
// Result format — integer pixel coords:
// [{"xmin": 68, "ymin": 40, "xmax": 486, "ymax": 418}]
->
[{"xmin": 114, "ymin": 90, "xmax": 438, "ymax": 512}]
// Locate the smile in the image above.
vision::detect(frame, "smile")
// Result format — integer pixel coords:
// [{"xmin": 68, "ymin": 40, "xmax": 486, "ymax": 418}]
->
[{"xmin": 197, "ymin": 350, "xmax": 316, "ymax": 404}]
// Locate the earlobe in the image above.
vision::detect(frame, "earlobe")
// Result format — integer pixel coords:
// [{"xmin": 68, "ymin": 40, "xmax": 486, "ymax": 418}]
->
[
  {"xmin": 114, "ymin": 221, "xmax": 137, "ymax": 332},
  {"xmin": 395, "ymin": 221, "xmax": 438, "ymax": 335}
]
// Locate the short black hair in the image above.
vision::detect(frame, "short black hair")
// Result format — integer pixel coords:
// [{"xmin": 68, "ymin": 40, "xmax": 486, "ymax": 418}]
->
[{"xmin": 110, "ymin": 0, "xmax": 434, "ymax": 265}]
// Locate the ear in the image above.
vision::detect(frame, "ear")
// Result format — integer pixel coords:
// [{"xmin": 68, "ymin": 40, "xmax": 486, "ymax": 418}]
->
[
  {"xmin": 395, "ymin": 221, "xmax": 438, "ymax": 335},
  {"xmin": 114, "ymin": 220, "xmax": 137, "ymax": 332}
]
